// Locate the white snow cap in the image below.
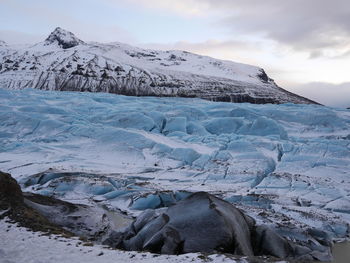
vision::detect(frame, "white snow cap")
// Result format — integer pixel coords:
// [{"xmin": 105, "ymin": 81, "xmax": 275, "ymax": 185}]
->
[{"xmin": 44, "ymin": 27, "xmax": 84, "ymax": 49}]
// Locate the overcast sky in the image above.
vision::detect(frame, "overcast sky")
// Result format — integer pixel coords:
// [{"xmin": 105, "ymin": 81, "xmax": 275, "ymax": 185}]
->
[{"xmin": 1, "ymin": 0, "xmax": 349, "ymax": 107}]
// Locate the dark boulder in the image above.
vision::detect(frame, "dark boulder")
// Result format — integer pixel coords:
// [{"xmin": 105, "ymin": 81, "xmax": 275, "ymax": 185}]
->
[
  {"xmin": 104, "ymin": 192, "xmax": 256, "ymax": 256},
  {"xmin": 103, "ymin": 192, "xmax": 323, "ymax": 260},
  {"xmin": 253, "ymin": 225, "xmax": 293, "ymax": 258}
]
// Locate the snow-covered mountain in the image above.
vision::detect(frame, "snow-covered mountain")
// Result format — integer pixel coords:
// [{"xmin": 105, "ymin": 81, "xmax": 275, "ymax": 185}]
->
[{"xmin": 0, "ymin": 27, "xmax": 316, "ymax": 104}]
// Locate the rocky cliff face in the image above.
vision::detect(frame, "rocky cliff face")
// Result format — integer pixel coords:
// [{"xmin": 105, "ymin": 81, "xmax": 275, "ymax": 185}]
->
[{"xmin": 0, "ymin": 27, "xmax": 317, "ymax": 104}]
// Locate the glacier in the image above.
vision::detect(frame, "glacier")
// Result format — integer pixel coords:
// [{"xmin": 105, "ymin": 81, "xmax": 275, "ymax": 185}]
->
[{"xmin": 0, "ymin": 87, "xmax": 349, "ymax": 247}]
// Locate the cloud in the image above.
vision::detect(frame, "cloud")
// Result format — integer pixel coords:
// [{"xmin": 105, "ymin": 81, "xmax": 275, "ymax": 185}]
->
[
  {"xmin": 107, "ymin": 0, "xmax": 211, "ymax": 16},
  {"xmin": 5, "ymin": 0, "xmax": 350, "ymax": 56},
  {"xmin": 0, "ymin": 0, "xmax": 136, "ymax": 44},
  {"xmin": 217, "ymin": 0, "xmax": 350, "ymax": 56},
  {"xmin": 0, "ymin": 30, "xmax": 43, "ymax": 45},
  {"xmin": 125, "ymin": 0, "xmax": 350, "ymax": 56},
  {"xmin": 287, "ymin": 82, "xmax": 350, "ymax": 108}
]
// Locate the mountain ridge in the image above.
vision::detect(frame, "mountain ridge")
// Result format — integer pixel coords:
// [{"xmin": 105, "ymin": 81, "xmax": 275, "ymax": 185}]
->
[{"xmin": 0, "ymin": 27, "xmax": 317, "ymax": 104}]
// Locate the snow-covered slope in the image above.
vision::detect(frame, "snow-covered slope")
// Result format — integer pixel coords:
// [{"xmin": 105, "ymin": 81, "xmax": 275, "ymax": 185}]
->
[
  {"xmin": 0, "ymin": 220, "xmax": 241, "ymax": 263},
  {"xmin": 0, "ymin": 27, "xmax": 315, "ymax": 104},
  {"xmin": 0, "ymin": 88, "xmax": 349, "ymax": 246}
]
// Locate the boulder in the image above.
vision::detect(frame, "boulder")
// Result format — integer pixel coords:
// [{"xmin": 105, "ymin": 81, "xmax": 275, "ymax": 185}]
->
[
  {"xmin": 103, "ymin": 192, "xmax": 319, "ymax": 260},
  {"xmin": 105, "ymin": 192, "xmax": 257, "ymax": 255},
  {"xmin": 253, "ymin": 225, "xmax": 293, "ymax": 258}
]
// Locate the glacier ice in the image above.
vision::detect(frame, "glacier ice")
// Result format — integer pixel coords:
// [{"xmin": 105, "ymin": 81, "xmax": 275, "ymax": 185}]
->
[{"xmin": 0, "ymin": 88, "xmax": 349, "ymax": 241}]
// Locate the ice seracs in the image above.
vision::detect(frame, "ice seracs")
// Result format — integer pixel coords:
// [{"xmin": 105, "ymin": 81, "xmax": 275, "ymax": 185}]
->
[
  {"xmin": 0, "ymin": 88, "xmax": 348, "ymax": 261},
  {"xmin": 0, "ymin": 88, "xmax": 348, "ymax": 241},
  {"xmin": 0, "ymin": 27, "xmax": 317, "ymax": 104}
]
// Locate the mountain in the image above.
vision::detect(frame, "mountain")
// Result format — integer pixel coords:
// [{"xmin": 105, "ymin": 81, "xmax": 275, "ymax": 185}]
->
[
  {"xmin": 0, "ymin": 27, "xmax": 316, "ymax": 104},
  {"xmin": 44, "ymin": 27, "xmax": 84, "ymax": 49}
]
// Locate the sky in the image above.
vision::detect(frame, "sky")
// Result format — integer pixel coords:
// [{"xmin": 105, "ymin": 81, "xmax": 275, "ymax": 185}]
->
[{"xmin": 0, "ymin": 0, "xmax": 349, "ymax": 107}]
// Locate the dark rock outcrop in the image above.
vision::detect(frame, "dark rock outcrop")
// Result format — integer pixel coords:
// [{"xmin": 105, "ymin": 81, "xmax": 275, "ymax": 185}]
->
[
  {"xmin": 0, "ymin": 171, "xmax": 132, "ymax": 240},
  {"xmin": 0, "ymin": 171, "xmax": 73, "ymax": 235},
  {"xmin": 44, "ymin": 27, "xmax": 84, "ymax": 49},
  {"xmin": 0, "ymin": 171, "xmax": 23, "ymax": 209}
]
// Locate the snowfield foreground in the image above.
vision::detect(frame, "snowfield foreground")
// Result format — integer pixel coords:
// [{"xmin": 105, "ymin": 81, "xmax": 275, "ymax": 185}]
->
[
  {"xmin": 0, "ymin": 220, "xmax": 252, "ymax": 263},
  {"xmin": 0, "ymin": 88, "xmax": 349, "ymax": 261}
]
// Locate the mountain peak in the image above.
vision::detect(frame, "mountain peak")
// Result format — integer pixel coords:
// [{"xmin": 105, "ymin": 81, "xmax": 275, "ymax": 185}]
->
[
  {"xmin": 0, "ymin": 40, "xmax": 7, "ymax": 47},
  {"xmin": 45, "ymin": 27, "xmax": 84, "ymax": 49}
]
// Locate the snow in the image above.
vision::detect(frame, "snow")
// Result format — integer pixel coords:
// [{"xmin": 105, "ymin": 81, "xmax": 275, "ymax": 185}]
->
[
  {"xmin": 0, "ymin": 88, "xmax": 349, "ymax": 240},
  {"xmin": 0, "ymin": 28, "xmax": 314, "ymax": 104},
  {"xmin": 0, "ymin": 220, "xmax": 247, "ymax": 263},
  {"xmin": 44, "ymin": 27, "xmax": 84, "ymax": 47}
]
